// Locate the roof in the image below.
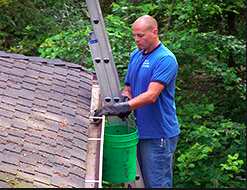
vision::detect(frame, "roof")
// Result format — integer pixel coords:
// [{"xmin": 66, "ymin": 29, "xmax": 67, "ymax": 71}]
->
[{"xmin": 0, "ymin": 51, "xmax": 95, "ymax": 188}]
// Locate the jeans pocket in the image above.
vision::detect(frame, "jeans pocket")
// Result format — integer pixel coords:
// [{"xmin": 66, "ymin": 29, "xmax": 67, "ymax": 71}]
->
[{"xmin": 169, "ymin": 135, "xmax": 178, "ymax": 153}]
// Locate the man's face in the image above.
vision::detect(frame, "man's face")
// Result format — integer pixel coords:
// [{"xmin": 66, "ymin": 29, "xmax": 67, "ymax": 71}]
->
[{"xmin": 132, "ymin": 23, "xmax": 156, "ymax": 51}]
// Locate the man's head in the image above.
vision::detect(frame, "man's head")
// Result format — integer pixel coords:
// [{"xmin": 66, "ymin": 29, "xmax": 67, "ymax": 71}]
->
[{"xmin": 132, "ymin": 15, "xmax": 160, "ymax": 53}]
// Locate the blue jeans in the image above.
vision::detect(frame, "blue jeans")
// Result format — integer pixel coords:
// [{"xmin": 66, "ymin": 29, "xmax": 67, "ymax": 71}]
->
[{"xmin": 137, "ymin": 136, "xmax": 178, "ymax": 188}]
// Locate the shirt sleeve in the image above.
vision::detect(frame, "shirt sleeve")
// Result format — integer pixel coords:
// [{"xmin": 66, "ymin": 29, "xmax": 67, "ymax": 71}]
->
[{"xmin": 151, "ymin": 56, "xmax": 178, "ymax": 86}]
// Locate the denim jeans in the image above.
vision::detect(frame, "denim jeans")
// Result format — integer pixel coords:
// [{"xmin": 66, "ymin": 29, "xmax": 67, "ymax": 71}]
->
[{"xmin": 137, "ymin": 136, "xmax": 178, "ymax": 188}]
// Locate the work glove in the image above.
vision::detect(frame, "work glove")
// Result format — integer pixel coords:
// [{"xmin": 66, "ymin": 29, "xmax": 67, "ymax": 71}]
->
[
  {"xmin": 121, "ymin": 95, "xmax": 130, "ymax": 102},
  {"xmin": 94, "ymin": 101, "xmax": 131, "ymax": 121}
]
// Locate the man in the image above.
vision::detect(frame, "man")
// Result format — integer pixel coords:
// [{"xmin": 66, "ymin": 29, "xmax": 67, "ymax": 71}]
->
[{"xmin": 94, "ymin": 15, "xmax": 180, "ymax": 188}]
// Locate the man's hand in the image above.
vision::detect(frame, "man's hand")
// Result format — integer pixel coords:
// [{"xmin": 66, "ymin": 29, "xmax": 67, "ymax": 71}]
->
[{"xmin": 94, "ymin": 102, "xmax": 131, "ymax": 121}]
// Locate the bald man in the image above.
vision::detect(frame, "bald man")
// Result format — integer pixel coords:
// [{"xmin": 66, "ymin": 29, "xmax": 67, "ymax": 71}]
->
[{"xmin": 94, "ymin": 15, "xmax": 180, "ymax": 188}]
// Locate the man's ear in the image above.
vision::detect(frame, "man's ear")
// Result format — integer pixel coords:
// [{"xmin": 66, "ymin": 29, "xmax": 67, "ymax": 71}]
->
[{"xmin": 152, "ymin": 29, "xmax": 158, "ymax": 37}]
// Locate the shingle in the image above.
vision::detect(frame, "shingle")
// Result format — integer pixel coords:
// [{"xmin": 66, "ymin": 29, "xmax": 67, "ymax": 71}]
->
[
  {"xmin": 0, "ymin": 117, "xmax": 11, "ymax": 128},
  {"xmin": 11, "ymin": 65, "xmax": 26, "ymax": 78},
  {"xmin": 0, "ymin": 72, "xmax": 9, "ymax": 82},
  {"xmin": 35, "ymin": 163, "xmax": 53, "ymax": 176},
  {"xmin": 18, "ymin": 162, "xmax": 36, "ymax": 175},
  {"xmin": 46, "ymin": 99, "xmax": 62, "ymax": 108},
  {"xmin": 0, "ymin": 51, "xmax": 93, "ymax": 188},
  {"xmin": 34, "ymin": 89, "xmax": 50, "ymax": 101},
  {"xmin": 17, "ymin": 97, "xmax": 33, "ymax": 108},
  {"xmin": 63, "ymin": 99, "xmax": 77, "ymax": 110},
  {"xmin": 36, "ymin": 84, "xmax": 51, "ymax": 93},
  {"xmin": 38, "ymin": 143, "xmax": 57, "ymax": 156},
  {"xmin": 56, "ymin": 136, "xmax": 73, "ymax": 149},
  {"xmin": 28, "ymin": 62, "xmax": 42, "ymax": 72},
  {"xmin": 47, "ymin": 106, "xmax": 62, "ymax": 115},
  {"xmin": 57, "ymin": 130, "xmax": 74, "ymax": 141},
  {"xmin": 19, "ymin": 151, "xmax": 38, "ymax": 165},
  {"xmin": 5, "ymin": 134, "xmax": 24, "ymax": 146},
  {"xmin": 49, "ymin": 91, "xmax": 64, "ymax": 102},
  {"xmin": 0, "ymin": 108, "xmax": 14, "ymax": 119},
  {"xmin": 33, "ymin": 173, "xmax": 52, "ymax": 186},
  {"xmin": 6, "ymin": 128, "xmax": 26, "ymax": 139},
  {"xmin": 52, "ymin": 164, "xmax": 70, "ymax": 176},
  {"xmin": 67, "ymin": 72, "xmax": 80, "ymax": 82},
  {"xmin": 42, "ymin": 120, "xmax": 60, "ymax": 133},
  {"xmin": 46, "ymin": 58, "xmax": 64, "ymax": 65},
  {"xmin": 27, "ymin": 128, "xmax": 44, "ymax": 138},
  {"xmin": 0, "ymin": 102, "xmax": 15, "ymax": 112},
  {"xmin": 70, "ymin": 146, "xmax": 87, "ymax": 161},
  {"xmin": 23, "ymin": 76, "xmax": 38, "ymax": 86},
  {"xmin": 27, "ymin": 56, "xmax": 47, "ymax": 63},
  {"xmin": 0, "ymin": 150, "xmax": 20, "ymax": 166},
  {"xmin": 16, "ymin": 171, "xmax": 35, "ymax": 183},
  {"xmin": 4, "ymin": 143, "xmax": 23, "ymax": 153},
  {"xmin": 0, "ymin": 161, "xmax": 18, "ymax": 175},
  {"xmin": 13, "ymin": 60, "xmax": 29, "ymax": 69},
  {"xmin": 0, "ymin": 57, "xmax": 15, "ymax": 65},
  {"xmin": 41, "ymin": 137, "xmax": 57, "ymax": 147},
  {"xmin": 7, "ymin": 53, "xmax": 29, "ymax": 60},
  {"xmin": 25, "ymin": 68, "xmax": 40, "ymax": 79},
  {"xmin": 52, "ymin": 66, "xmax": 68, "ymax": 77},
  {"xmin": 18, "ymin": 89, "xmax": 35, "ymax": 100},
  {"xmin": 51, "ymin": 83, "xmax": 66, "ymax": 94},
  {"xmin": 22, "ymin": 82, "xmax": 36, "ymax": 91},
  {"xmin": 39, "ymin": 72, "xmax": 53, "ymax": 81},
  {"xmin": 62, "ymin": 106, "xmax": 76, "ymax": 116},
  {"xmin": 55, "ymin": 145, "xmax": 71, "ymax": 160},
  {"xmin": 53, "ymin": 73, "xmax": 66, "ymax": 81},
  {"xmin": 33, "ymin": 98, "xmax": 47, "ymax": 108},
  {"xmin": 44, "ymin": 112, "xmax": 63, "ymax": 123},
  {"xmin": 11, "ymin": 117, "xmax": 28, "ymax": 131},
  {"xmin": 24, "ymin": 135, "xmax": 42, "ymax": 145},
  {"xmin": 3, "ymin": 87, "xmax": 20, "ymax": 99},
  {"xmin": 29, "ymin": 111, "xmax": 46, "ymax": 122},
  {"xmin": 39, "ymin": 65, "xmax": 54, "ymax": 75},
  {"xmin": 6, "ymin": 80, "xmax": 22, "ymax": 90},
  {"xmin": 14, "ymin": 110, "xmax": 30, "ymax": 120},
  {"xmin": 68, "ymin": 173, "xmax": 85, "ymax": 188},
  {"xmin": 31, "ymin": 105, "xmax": 47, "ymax": 114}
]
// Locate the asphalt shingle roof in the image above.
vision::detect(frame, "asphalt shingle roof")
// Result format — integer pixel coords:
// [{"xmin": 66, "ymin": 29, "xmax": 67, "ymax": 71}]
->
[{"xmin": 0, "ymin": 51, "xmax": 94, "ymax": 188}]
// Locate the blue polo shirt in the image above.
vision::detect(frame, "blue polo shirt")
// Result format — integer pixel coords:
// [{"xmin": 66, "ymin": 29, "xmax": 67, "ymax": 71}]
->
[{"xmin": 125, "ymin": 43, "xmax": 180, "ymax": 139}]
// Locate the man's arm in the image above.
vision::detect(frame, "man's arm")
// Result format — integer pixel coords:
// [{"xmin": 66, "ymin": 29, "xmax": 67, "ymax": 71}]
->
[
  {"xmin": 122, "ymin": 85, "xmax": 133, "ymax": 99},
  {"xmin": 128, "ymin": 82, "xmax": 165, "ymax": 110},
  {"xmin": 93, "ymin": 82, "xmax": 164, "ymax": 120}
]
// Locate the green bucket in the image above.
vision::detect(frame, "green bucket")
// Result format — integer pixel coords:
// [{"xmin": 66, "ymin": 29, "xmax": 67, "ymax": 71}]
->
[{"xmin": 103, "ymin": 125, "xmax": 139, "ymax": 183}]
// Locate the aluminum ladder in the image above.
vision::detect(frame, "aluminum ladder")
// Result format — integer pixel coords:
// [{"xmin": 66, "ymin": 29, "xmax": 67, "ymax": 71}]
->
[{"xmin": 85, "ymin": 0, "xmax": 144, "ymax": 188}]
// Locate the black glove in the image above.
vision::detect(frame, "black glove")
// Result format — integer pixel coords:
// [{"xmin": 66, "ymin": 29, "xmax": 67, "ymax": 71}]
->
[
  {"xmin": 94, "ymin": 102, "xmax": 131, "ymax": 121},
  {"xmin": 121, "ymin": 95, "xmax": 130, "ymax": 102}
]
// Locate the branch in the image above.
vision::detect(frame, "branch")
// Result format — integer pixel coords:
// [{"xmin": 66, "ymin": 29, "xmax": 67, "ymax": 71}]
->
[{"xmin": 162, "ymin": 0, "xmax": 175, "ymax": 42}]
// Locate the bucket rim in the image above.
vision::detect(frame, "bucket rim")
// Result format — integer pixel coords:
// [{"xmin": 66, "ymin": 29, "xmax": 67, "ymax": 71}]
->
[{"xmin": 104, "ymin": 125, "xmax": 138, "ymax": 137}]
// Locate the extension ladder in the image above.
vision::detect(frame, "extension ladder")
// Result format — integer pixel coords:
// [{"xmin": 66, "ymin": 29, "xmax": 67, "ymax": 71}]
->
[{"xmin": 85, "ymin": 0, "xmax": 144, "ymax": 188}]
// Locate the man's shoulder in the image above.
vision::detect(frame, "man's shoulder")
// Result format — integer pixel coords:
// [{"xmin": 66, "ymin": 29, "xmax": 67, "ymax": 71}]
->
[
  {"xmin": 130, "ymin": 49, "xmax": 142, "ymax": 60},
  {"xmin": 157, "ymin": 44, "xmax": 177, "ymax": 62}
]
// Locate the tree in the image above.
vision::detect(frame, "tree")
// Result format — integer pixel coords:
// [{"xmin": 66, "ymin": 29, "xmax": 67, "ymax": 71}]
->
[{"xmin": 0, "ymin": 0, "xmax": 246, "ymax": 187}]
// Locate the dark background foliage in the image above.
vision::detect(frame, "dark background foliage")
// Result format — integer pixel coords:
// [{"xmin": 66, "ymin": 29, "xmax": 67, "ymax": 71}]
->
[{"xmin": 0, "ymin": 0, "xmax": 246, "ymax": 188}]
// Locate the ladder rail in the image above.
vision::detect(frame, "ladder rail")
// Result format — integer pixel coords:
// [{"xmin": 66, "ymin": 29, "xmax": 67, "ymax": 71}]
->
[
  {"xmin": 85, "ymin": 0, "xmax": 145, "ymax": 187},
  {"xmin": 86, "ymin": 0, "xmax": 122, "ymax": 105}
]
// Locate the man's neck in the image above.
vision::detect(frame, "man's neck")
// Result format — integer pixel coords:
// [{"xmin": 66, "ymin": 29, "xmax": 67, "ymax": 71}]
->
[{"xmin": 144, "ymin": 41, "xmax": 161, "ymax": 54}]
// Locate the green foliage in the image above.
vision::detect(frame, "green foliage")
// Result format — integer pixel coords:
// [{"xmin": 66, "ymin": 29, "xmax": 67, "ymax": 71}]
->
[
  {"xmin": 0, "ymin": 0, "xmax": 246, "ymax": 188},
  {"xmin": 175, "ymin": 98, "xmax": 246, "ymax": 188},
  {"xmin": 38, "ymin": 25, "xmax": 93, "ymax": 68}
]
